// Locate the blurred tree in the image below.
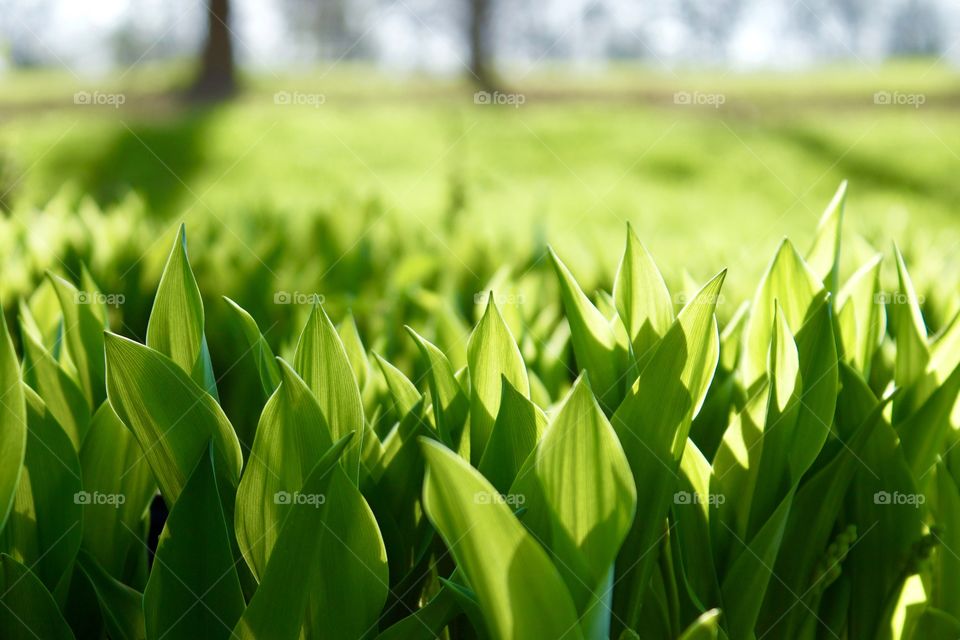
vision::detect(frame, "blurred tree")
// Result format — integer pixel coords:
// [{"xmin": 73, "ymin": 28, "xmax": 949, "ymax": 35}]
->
[
  {"xmin": 468, "ymin": 0, "xmax": 497, "ymax": 89},
  {"xmin": 678, "ymin": 0, "xmax": 745, "ymax": 59},
  {"xmin": 279, "ymin": 0, "xmax": 368, "ymax": 61},
  {"xmin": 888, "ymin": 0, "xmax": 944, "ymax": 57},
  {"xmin": 190, "ymin": 0, "xmax": 235, "ymax": 100}
]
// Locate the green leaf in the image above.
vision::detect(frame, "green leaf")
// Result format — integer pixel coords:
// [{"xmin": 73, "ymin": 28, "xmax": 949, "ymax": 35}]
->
[
  {"xmin": 19, "ymin": 280, "xmax": 66, "ymax": 355},
  {"xmin": 742, "ymin": 239, "xmax": 825, "ymax": 386},
  {"xmin": 836, "ymin": 254, "xmax": 885, "ymax": 376},
  {"xmin": 0, "ymin": 310, "xmax": 26, "ymax": 533},
  {"xmin": 759, "ymin": 393, "xmax": 887, "ymax": 637},
  {"xmin": 478, "ymin": 377, "xmax": 547, "ymax": 493},
  {"xmin": 0, "ymin": 553, "xmax": 74, "ymax": 640},
  {"xmin": 467, "ymin": 294, "xmax": 529, "ymax": 464},
  {"xmin": 78, "ymin": 402, "xmax": 156, "ymax": 580},
  {"xmin": 898, "ymin": 363, "xmax": 960, "ymax": 480},
  {"xmin": 613, "ymin": 224, "xmax": 674, "ymax": 366},
  {"xmin": 339, "ymin": 311, "xmax": 370, "ymax": 391},
  {"xmin": 104, "ymin": 333, "xmax": 242, "ymax": 504},
  {"xmin": 720, "ymin": 491, "xmax": 793, "ymax": 640},
  {"xmin": 235, "ymin": 359, "xmax": 333, "ymax": 578},
  {"xmin": 611, "ymin": 271, "xmax": 725, "ymax": 629},
  {"xmin": 840, "ymin": 365, "xmax": 924, "ymax": 639},
  {"xmin": 893, "ymin": 245, "xmax": 931, "ymax": 418},
  {"xmin": 232, "ymin": 434, "xmax": 355, "ymax": 640},
  {"xmin": 1, "ymin": 387, "xmax": 82, "ymax": 596},
  {"xmin": 146, "ymin": 224, "xmax": 218, "ymax": 399},
  {"xmin": 511, "ymin": 374, "xmax": 636, "ymax": 637},
  {"xmin": 375, "ymin": 580, "xmax": 460, "ymax": 640},
  {"xmin": 672, "ymin": 439, "xmax": 721, "ymax": 615},
  {"xmin": 550, "ymin": 247, "xmax": 629, "ymax": 413},
  {"xmin": 420, "ymin": 438, "xmax": 584, "ymax": 640},
  {"xmin": 49, "ymin": 273, "xmax": 107, "ymax": 408},
  {"xmin": 750, "ymin": 298, "xmax": 838, "ymax": 533},
  {"xmin": 677, "ymin": 609, "xmax": 721, "ymax": 640},
  {"xmin": 373, "ymin": 352, "xmax": 421, "ymax": 419},
  {"xmin": 80, "ymin": 265, "xmax": 109, "ymax": 326},
  {"xmin": 19, "ymin": 326, "xmax": 90, "ymax": 450},
  {"xmin": 406, "ymin": 326, "xmax": 468, "ymax": 451},
  {"xmin": 929, "ymin": 310, "xmax": 960, "ymax": 384},
  {"xmin": 934, "ymin": 464, "xmax": 960, "ymax": 620},
  {"xmin": 805, "ymin": 180, "xmax": 846, "ymax": 293},
  {"xmin": 235, "ymin": 361, "xmax": 388, "ymax": 638},
  {"xmin": 144, "ymin": 445, "xmax": 244, "ymax": 640},
  {"xmin": 368, "ymin": 399, "xmax": 429, "ymax": 578},
  {"xmin": 910, "ymin": 607, "xmax": 960, "ymax": 640},
  {"xmin": 293, "ymin": 304, "xmax": 365, "ymax": 484},
  {"xmin": 77, "ymin": 550, "xmax": 146, "ymax": 640},
  {"xmin": 223, "ymin": 296, "xmax": 280, "ymax": 397},
  {"xmin": 711, "ymin": 388, "xmax": 768, "ymax": 553}
]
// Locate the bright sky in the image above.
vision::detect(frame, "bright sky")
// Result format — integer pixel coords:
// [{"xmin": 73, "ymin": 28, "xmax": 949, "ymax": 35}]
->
[{"xmin": 1, "ymin": 0, "xmax": 958, "ymax": 74}]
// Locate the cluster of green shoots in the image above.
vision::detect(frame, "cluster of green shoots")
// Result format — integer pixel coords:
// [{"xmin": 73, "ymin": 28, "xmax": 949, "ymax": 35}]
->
[{"xmin": 0, "ymin": 183, "xmax": 958, "ymax": 640}]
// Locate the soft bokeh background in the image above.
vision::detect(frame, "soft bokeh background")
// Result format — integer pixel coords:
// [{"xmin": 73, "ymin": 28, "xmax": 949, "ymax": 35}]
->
[{"xmin": 1, "ymin": 0, "xmax": 958, "ymax": 361}]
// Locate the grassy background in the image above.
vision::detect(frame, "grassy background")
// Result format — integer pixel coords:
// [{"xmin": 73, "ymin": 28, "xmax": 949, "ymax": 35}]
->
[{"xmin": 1, "ymin": 61, "xmax": 958, "ymax": 314}]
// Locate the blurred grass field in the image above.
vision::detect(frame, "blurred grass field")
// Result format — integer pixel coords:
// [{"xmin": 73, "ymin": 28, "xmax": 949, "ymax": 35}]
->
[{"xmin": 1, "ymin": 61, "xmax": 958, "ymax": 317}]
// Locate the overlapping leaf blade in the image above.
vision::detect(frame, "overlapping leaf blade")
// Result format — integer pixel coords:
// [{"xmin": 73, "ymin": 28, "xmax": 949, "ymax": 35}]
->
[
  {"xmin": 1, "ymin": 387, "xmax": 82, "ymax": 598},
  {"xmin": 742, "ymin": 239, "xmax": 825, "ymax": 386},
  {"xmin": 232, "ymin": 434, "xmax": 355, "ymax": 640},
  {"xmin": 613, "ymin": 224, "xmax": 674, "ymax": 367},
  {"xmin": 421, "ymin": 438, "xmax": 584, "ymax": 640},
  {"xmin": 294, "ymin": 304, "xmax": 365, "ymax": 484},
  {"xmin": 611, "ymin": 270, "xmax": 725, "ymax": 630},
  {"xmin": 478, "ymin": 376, "xmax": 546, "ymax": 493},
  {"xmin": 467, "ymin": 294, "xmax": 529, "ymax": 464},
  {"xmin": 143, "ymin": 445, "xmax": 244, "ymax": 640},
  {"xmin": 511, "ymin": 375, "xmax": 636, "ymax": 637},
  {"xmin": 104, "ymin": 333, "xmax": 242, "ymax": 504},
  {"xmin": 49, "ymin": 273, "xmax": 107, "ymax": 408},
  {"xmin": 0, "ymin": 554, "xmax": 74, "ymax": 640},
  {"xmin": 146, "ymin": 225, "xmax": 217, "ymax": 397},
  {"xmin": 78, "ymin": 403, "xmax": 156, "ymax": 580},
  {"xmin": 234, "ymin": 360, "xmax": 388, "ymax": 638},
  {"xmin": 550, "ymin": 247, "xmax": 629, "ymax": 413},
  {"xmin": 0, "ymin": 310, "xmax": 26, "ymax": 533}
]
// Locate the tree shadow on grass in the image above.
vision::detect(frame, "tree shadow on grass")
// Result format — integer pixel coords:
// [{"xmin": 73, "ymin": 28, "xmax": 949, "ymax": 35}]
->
[
  {"xmin": 43, "ymin": 108, "xmax": 216, "ymax": 219},
  {"xmin": 772, "ymin": 124, "xmax": 960, "ymax": 205}
]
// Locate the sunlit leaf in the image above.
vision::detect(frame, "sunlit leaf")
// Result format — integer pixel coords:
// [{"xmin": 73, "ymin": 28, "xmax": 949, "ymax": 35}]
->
[
  {"xmin": 420, "ymin": 438, "xmax": 584, "ymax": 640},
  {"xmin": 742, "ymin": 239, "xmax": 825, "ymax": 386},
  {"xmin": 806, "ymin": 180, "xmax": 846, "ymax": 293},
  {"xmin": 105, "ymin": 333, "xmax": 242, "ymax": 504},
  {"xmin": 146, "ymin": 224, "xmax": 216, "ymax": 398},
  {"xmin": 0, "ymin": 309, "xmax": 26, "ymax": 533},
  {"xmin": 612, "ymin": 271, "xmax": 725, "ymax": 629},
  {"xmin": 511, "ymin": 375, "xmax": 636, "ymax": 636},
  {"xmin": 550, "ymin": 247, "xmax": 629, "ymax": 413},
  {"xmin": 233, "ymin": 435, "xmax": 355, "ymax": 640},
  {"xmin": 49, "ymin": 273, "xmax": 107, "ymax": 408},
  {"xmin": 294, "ymin": 304, "xmax": 365, "ymax": 484},
  {"xmin": 613, "ymin": 223, "xmax": 674, "ymax": 366},
  {"xmin": 467, "ymin": 294, "xmax": 529, "ymax": 463}
]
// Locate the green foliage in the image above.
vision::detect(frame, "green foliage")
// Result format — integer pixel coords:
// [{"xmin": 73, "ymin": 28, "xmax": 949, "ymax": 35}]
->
[{"xmin": 0, "ymin": 185, "xmax": 958, "ymax": 640}]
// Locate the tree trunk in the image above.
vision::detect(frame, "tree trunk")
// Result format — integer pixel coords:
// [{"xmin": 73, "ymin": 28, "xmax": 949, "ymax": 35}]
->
[
  {"xmin": 190, "ymin": 0, "xmax": 236, "ymax": 100},
  {"xmin": 468, "ymin": 0, "xmax": 496, "ymax": 90}
]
